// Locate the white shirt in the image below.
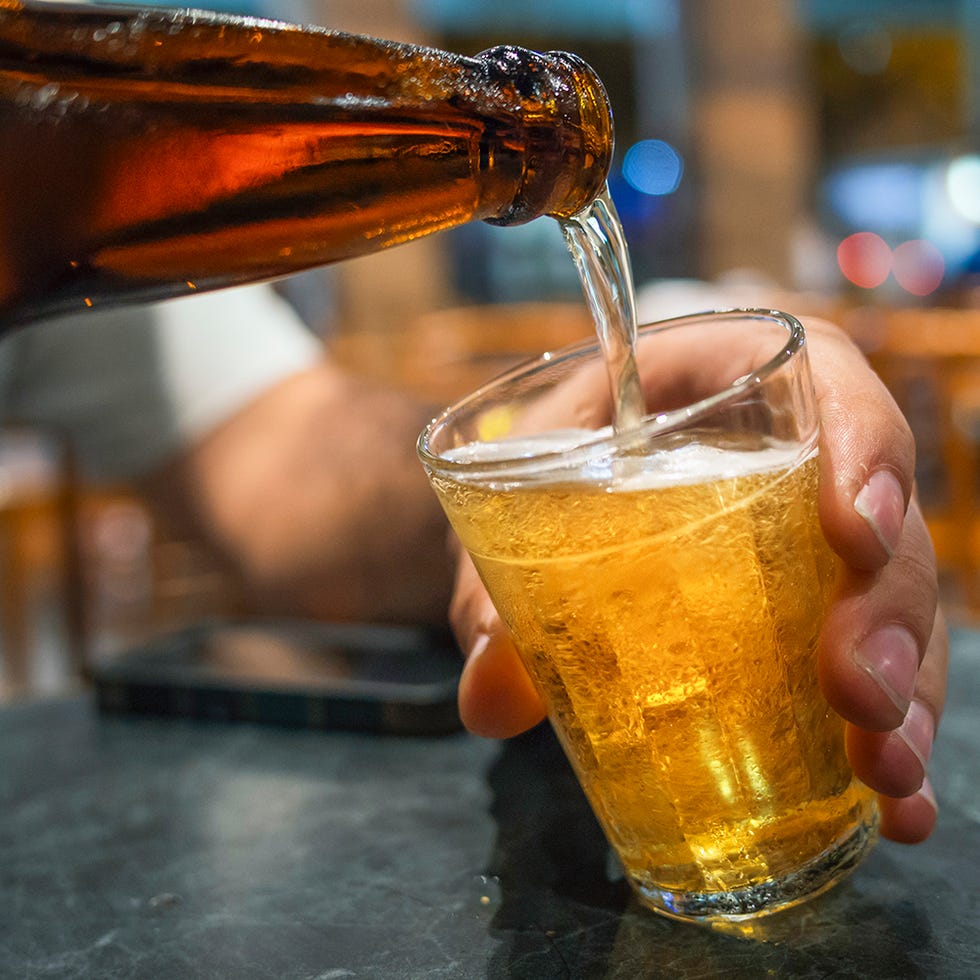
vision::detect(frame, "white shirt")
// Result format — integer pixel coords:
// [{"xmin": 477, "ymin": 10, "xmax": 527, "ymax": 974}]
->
[{"xmin": 0, "ymin": 284, "xmax": 322, "ymax": 482}]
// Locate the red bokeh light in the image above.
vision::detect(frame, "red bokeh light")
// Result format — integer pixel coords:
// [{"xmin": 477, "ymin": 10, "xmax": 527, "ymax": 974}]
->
[
  {"xmin": 837, "ymin": 232, "xmax": 892, "ymax": 289},
  {"xmin": 892, "ymin": 239, "xmax": 946, "ymax": 296}
]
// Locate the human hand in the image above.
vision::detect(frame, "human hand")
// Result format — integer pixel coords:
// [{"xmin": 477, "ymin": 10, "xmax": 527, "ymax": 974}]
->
[{"xmin": 448, "ymin": 317, "xmax": 945, "ymax": 845}]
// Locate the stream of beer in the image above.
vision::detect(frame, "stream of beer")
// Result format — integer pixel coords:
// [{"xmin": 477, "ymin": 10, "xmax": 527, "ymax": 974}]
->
[{"xmin": 560, "ymin": 186, "xmax": 646, "ymax": 432}]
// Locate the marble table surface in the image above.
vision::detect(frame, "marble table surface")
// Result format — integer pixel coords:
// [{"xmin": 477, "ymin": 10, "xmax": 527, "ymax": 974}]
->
[{"xmin": 1, "ymin": 630, "xmax": 977, "ymax": 979}]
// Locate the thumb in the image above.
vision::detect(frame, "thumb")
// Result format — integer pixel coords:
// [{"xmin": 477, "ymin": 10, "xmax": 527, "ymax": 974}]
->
[{"xmin": 449, "ymin": 544, "xmax": 545, "ymax": 738}]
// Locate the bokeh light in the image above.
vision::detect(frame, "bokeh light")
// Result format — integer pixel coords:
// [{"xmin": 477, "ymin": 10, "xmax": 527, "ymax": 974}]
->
[
  {"xmin": 837, "ymin": 231, "xmax": 892, "ymax": 289},
  {"xmin": 946, "ymin": 156, "xmax": 980, "ymax": 224},
  {"xmin": 622, "ymin": 139, "xmax": 684, "ymax": 196},
  {"xmin": 825, "ymin": 162, "xmax": 922, "ymax": 232},
  {"xmin": 892, "ymin": 239, "xmax": 946, "ymax": 296}
]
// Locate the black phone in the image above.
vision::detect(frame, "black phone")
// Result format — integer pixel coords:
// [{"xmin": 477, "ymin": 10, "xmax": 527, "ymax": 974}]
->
[{"xmin": 91, "ymin": 619, "xmax": 463, "ymax": 734}]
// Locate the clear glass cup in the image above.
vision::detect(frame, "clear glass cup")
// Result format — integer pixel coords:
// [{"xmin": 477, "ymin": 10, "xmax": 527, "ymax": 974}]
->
[{"xmin": 418, "ymin": 309, "xmax": 878, "ymax": 923}]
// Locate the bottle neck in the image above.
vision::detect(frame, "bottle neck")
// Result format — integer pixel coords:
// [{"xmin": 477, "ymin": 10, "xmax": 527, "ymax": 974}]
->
[{"xmin": 473, "ymin": 46, "xmax": 613, "ymax": 225}]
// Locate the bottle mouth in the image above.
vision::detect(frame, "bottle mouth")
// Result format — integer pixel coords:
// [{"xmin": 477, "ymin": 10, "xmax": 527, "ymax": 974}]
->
[
  {"xmin": 476, "ymin": 45, "xmax": 614, "ymax": 225},
  {"xmin": 540, "ymin": 50, "xmax": 615, "ymax": 218}
]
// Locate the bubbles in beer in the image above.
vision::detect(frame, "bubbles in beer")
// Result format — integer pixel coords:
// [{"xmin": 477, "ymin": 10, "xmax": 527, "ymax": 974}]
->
[{"xmin": 433, "ymin": 449, "xmax": 875, "ymax": 904}]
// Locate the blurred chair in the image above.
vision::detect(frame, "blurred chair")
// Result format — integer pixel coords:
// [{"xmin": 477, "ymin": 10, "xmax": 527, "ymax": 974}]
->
[
  {"xmin": 0, "ymin": 418, "xmax": 255, "ymax": 698},
  {"xmin": 846, "ymin": 307, "xmax": 980, "ymax": 615},
  {"xmin": 0, "ymin": 424, "xmax": 85, "ymax": 699},
  {"xmin": 327, "ymin": 301, "xmax": 594, "ymax": 405},
  {"xmin": 77, "ymin": 485, "xmax": 248, "ymax": 666}
]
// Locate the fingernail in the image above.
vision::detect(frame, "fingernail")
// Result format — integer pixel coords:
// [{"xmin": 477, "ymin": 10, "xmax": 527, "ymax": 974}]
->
[
  {"xmin": 467, "ymin": 632, "xmax": 490, "ymax": 663},
  {"xmin": 854, "ymin": 625, "xmax": 919, "ymax": 715},
  {"xmin": 854, "ymin": 469, "xmax": 906, "ymax": 559},
  {"xmin": 897, "ymin": 700, "xmax": 935, "ymax": 772},
  {"xmin": 918, "ymin": 776, "xmax": 938, "ymax": 813}
]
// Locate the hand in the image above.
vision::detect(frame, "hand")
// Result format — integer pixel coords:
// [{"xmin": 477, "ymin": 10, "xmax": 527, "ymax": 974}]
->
[
  {"xmin": 448, "ymin": 317, "xmax": 946, "ymax": 845},
  {"xmin": 809, "ymin": 317, "xmax": 944, "ymax": 844}
]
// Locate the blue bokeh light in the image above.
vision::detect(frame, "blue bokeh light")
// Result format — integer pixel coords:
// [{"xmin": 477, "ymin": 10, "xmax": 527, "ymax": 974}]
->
[
  {"xmin": 824, "ymin": 162, "xmax": 923, "ymax": 232},
  {"xmin": 622, "ymin": 139, "xmax": 684, "ymax": 196}
]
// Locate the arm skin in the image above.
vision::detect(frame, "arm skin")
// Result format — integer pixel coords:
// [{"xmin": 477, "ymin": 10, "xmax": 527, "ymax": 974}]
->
[
  {"xmin": 448, "ymin": 318, "xmax": 947, "ymax": 845},
  {"xmin": 138, "ymin": 360, "xmax": 455, "ymax": 627}
]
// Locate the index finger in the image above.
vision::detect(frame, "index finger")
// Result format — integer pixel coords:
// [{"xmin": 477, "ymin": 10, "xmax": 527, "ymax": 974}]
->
[{"xmin": 804, "ymin": 318, "xmax": 916, "ymax": 570}]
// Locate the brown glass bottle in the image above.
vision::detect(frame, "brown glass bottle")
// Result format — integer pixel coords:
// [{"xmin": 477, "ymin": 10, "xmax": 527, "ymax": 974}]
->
[{"xmin": 0, "ymin": 0, "xmax": 613, "ymax": 327}]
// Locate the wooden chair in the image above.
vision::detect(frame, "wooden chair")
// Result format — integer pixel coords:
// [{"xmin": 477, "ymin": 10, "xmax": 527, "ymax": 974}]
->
[{"xmin": 845, "ymin": 307, "xmax": 980, "ymax": 615}]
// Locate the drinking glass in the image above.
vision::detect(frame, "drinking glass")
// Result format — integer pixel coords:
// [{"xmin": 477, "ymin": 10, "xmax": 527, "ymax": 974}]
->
[{"xmin": 418, "ymin": 309, "xmax": 878, "ymax": 923}]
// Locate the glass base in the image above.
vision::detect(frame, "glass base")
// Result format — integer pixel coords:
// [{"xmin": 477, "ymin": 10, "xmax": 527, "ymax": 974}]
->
[{"xmin": 629, "ymin": 814, "xmax": 879, "ymax": 924}]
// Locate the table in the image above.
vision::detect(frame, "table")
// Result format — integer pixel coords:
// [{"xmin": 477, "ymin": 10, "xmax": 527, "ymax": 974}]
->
[{"xmin": 1, "ymin": 632, "xmax": 977, "ymax": 979}]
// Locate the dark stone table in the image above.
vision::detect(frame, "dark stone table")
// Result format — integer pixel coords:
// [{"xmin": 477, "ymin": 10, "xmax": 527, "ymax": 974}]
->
[{"xmin": 1, "ymin": 631, "xmax": 977, "ymax": 979}]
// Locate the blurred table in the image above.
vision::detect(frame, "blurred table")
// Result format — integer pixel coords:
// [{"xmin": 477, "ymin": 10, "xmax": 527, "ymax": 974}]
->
[{"xmin": 1, "ymin": 632, "xmax": 977, "ymax": 979}]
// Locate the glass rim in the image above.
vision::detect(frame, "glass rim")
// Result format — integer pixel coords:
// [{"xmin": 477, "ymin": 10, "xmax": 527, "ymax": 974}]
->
[{"xmin": 417, "ymin": 307, "xmax": 807, "ymax": 477}]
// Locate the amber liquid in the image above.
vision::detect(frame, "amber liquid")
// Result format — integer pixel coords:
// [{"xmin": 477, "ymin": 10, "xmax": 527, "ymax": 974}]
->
[
  {"xmin": 432, "ymin": 445, "xmax": 877, "ymax": 918},
  {"xmin": 0, "ymin": 0, "xmax": 611, "ymax": 326}
]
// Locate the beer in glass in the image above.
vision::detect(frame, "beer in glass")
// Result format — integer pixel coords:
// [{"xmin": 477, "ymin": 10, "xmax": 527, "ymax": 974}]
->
[{"xmin": 419, "ymin": 310, "xmax": 878, "ymax": 922}]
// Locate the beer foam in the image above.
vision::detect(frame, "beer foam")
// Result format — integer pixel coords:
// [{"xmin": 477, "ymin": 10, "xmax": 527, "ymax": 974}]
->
[
  {"xmin": 443, "ymin": 428, "xmax": 599, "ymax": 463},
  {"xmin": 443, "ymin": 433, "xmax": 810, "ymax": 490},
  {"xmin": 613, "ymin": 443, "xmax": 807, "ymax": 491}
]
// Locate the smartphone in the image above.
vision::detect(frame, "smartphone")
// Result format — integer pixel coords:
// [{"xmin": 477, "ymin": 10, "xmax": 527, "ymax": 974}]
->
[{"xmin": 91, "ymin": 619, "xmax": 463, "ymax": 734}]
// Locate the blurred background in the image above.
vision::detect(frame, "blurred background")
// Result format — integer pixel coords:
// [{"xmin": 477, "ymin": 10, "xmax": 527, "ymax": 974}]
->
[
  {"xmin": 316, "ymin": 0, "xmax": 980, "ymax": 623},
  {"xmin": 2, "ymin": 0, "xmax": 979, "ymax": 697},
  {"xmin": 301, "ymin": 0, "xmax": 980, "ymax": 325}
]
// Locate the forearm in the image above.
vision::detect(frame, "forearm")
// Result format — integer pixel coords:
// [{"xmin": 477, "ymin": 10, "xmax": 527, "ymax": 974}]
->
[{"xmin": 140, "ymin": 361, "xmax": 454, "ymax": 626}]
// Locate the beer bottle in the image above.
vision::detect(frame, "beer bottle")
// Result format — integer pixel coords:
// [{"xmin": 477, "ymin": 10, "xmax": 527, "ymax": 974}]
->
[{"xmin": 0, "ymin": 0, "xmax": 613, "ymax": 327}]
